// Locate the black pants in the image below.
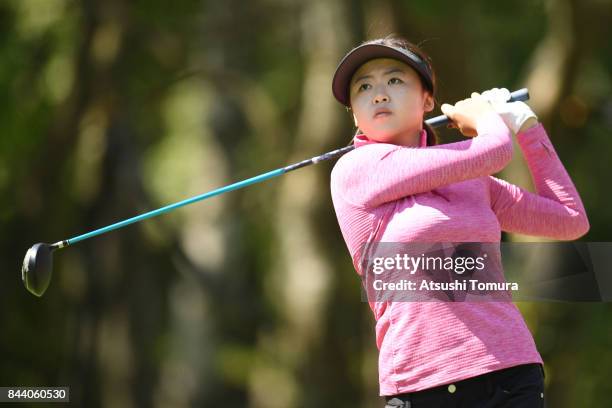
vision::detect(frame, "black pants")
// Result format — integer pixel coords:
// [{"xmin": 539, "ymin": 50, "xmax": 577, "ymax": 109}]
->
[{"xmin": 383, "ymin": 363, "xmax": 546, "ymax": 408}]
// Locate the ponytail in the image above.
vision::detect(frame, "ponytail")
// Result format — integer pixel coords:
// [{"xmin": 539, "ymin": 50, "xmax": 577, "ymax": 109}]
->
[{"xmin": 423, "ymin": 121, "xmax": 438, "ymax": 146}]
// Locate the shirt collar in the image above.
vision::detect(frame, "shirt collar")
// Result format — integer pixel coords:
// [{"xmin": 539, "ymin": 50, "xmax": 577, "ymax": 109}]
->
[{"xmin": 353, "ymin": 129, "xmax": 428, "ymax": 148}]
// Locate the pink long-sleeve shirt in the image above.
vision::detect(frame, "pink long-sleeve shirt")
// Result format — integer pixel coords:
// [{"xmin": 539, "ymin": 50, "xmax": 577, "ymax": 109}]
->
[{"xmin": 329, "ymin": 112, "xmax": 589, "ymax": 396}]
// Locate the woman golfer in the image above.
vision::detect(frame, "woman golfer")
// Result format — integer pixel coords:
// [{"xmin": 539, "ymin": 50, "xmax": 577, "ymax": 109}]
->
[{"xmin": 330, "ymin": 37, "xmax": 589, "ymax": 408}]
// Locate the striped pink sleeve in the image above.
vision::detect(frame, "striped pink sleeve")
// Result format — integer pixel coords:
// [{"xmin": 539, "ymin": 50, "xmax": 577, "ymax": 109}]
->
[
  {"xmin": 487, "ymin": 123, "xmax": 590, "ymax": 240},
  {"xmin": 330, "ymin": 112, "xmax": 513, "ymax": 208}
]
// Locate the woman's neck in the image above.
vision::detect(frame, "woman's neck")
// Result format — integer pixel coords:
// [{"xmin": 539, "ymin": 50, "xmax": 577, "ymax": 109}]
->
[{"xmin": 393, "ymin": 127, "xmax": 424, "ymax": 147}]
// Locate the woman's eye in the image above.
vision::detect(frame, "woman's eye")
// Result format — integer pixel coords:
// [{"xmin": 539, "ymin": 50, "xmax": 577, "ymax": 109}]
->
[
  {"xmin": 358, "ymin": 83, "xmax": 371, "ymax": 92},
  {"xmin": 389, "ymin": 77, "xmax": 403, "ymax": 85}
]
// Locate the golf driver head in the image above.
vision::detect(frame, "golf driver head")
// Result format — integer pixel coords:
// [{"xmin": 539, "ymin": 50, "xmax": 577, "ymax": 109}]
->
[{"xmin": 22, "ymin": 243, "xmax": 55, "ymax": 297}]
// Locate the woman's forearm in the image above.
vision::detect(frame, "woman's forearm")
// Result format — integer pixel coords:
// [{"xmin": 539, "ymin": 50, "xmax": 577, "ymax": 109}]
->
[{"xmin": 331, "ymin": 112, "xmax": 513, "ymax": 208}]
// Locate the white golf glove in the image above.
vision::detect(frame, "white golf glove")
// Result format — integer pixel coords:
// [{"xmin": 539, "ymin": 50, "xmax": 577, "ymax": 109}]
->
[{"xmin": 481, "ymin": 88, "xmax": 538, "ymax": 134}]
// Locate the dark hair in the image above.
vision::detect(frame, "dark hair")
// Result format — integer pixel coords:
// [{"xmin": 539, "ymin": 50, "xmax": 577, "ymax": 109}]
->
[{"xmin": 352, "ymin": 36, "xmax": 438, "ymax": 147}]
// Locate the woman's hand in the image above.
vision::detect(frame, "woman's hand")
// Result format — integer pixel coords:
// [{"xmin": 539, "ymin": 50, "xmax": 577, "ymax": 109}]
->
[
  {"xmin": 440, "ymin": 92, "xmax": 497, "ymax": 137},
  {"xmin": 481, "ymin": 87, "xmax": 539, "ymax": 134}
]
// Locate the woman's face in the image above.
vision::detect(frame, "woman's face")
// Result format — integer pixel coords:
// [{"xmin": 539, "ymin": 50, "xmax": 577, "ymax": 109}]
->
[{"xmin": 349, "ymin": 58, "xmax": 433, "ymax": 145}]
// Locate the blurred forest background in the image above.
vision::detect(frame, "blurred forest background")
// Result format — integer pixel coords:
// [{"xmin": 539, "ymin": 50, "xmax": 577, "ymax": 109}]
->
[{"xmin": 1, "ymin": 0, "xmax": 611, "ymax": 407}]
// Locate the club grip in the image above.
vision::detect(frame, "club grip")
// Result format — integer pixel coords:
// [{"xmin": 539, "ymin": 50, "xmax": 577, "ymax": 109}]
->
[{"xmin": 426, "ymin": 88, "xmax": 530, "ymax": 128}]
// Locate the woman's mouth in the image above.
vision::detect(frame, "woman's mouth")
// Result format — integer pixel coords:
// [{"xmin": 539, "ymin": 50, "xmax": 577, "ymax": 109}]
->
[{"xmin": 374, "ymin": 110, "xmax": 392, "ymax": 119}]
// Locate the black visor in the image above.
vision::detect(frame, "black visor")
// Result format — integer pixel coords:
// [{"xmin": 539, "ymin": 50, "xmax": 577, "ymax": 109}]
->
[{"xmin": 332, "ymin": 43, "xmax": 434, "ymax": 107}]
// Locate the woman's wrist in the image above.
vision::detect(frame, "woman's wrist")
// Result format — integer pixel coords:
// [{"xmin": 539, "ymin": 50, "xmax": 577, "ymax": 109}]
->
[{"xmin": 518, "ymin": 117, "xmax": 539, "ymax": 133}]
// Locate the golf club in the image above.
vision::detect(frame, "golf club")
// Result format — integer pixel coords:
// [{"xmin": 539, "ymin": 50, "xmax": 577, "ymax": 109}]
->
[{"xmin": 21, "ymin": 88, "xmax": 530, "ymax": 297}]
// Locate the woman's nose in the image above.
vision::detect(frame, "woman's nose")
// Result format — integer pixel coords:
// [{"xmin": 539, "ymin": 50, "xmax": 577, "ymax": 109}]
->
[{"xmin": 373, "ymin": 93, "xmax": 389, "ymax": 104}]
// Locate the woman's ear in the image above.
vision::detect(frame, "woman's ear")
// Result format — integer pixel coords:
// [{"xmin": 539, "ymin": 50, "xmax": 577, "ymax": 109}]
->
[{"xmin": 423, "ymin": 94, "xmax": 434, "ymax": 112}]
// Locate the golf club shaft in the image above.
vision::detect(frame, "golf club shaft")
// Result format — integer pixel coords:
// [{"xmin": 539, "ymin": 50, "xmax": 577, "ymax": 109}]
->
[{"xmin": 55, "ymin": 88, "xmax": 529, "ymax": 248}]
